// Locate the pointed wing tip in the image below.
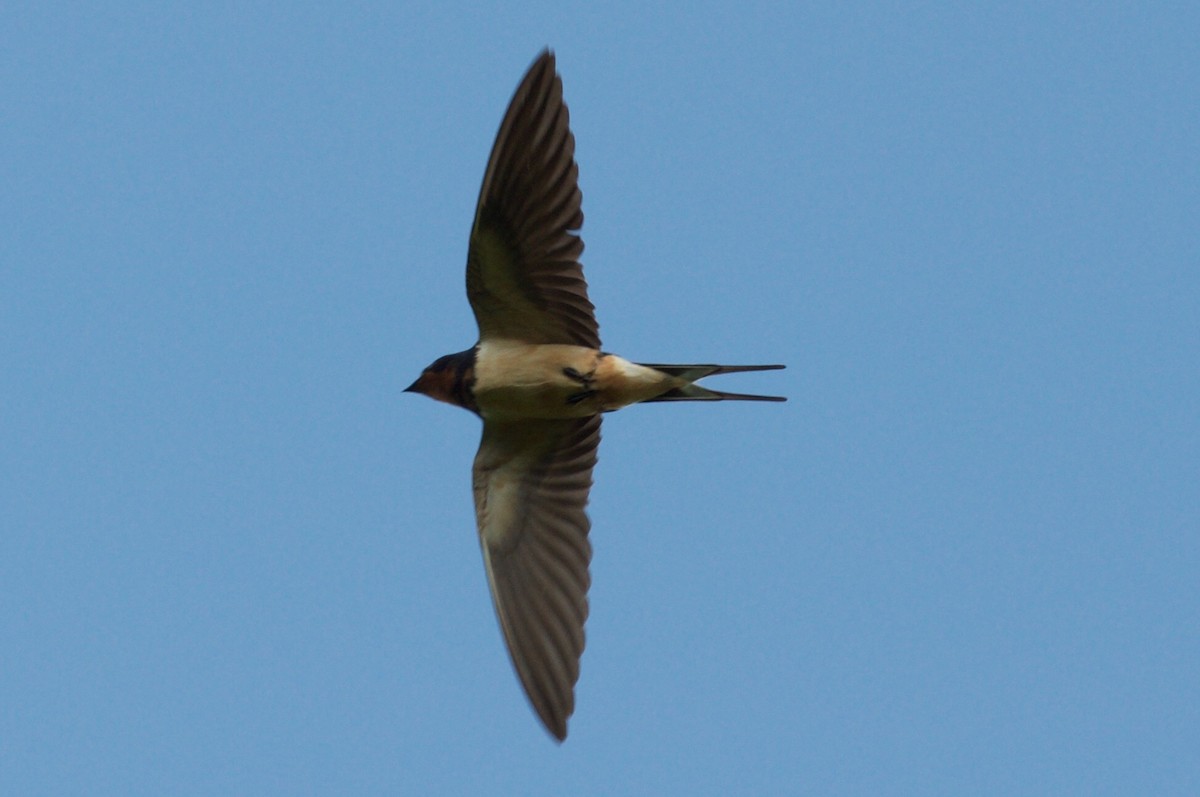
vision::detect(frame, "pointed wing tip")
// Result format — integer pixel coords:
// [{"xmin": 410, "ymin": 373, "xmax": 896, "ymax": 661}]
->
[
  {"xmin": 529, "ymin": 684, "xmax": 573, "ymax": 743},
  {"xmin": 526, "ymin": 675, "xmax": 573, "ymax": 742},
  {"xmin": 533, "ymin": 47, "xmax": 556, "ymax": 72},
  {"xmin": 544, "ymin": 716, "xmax": 568, "ymax": 742}
]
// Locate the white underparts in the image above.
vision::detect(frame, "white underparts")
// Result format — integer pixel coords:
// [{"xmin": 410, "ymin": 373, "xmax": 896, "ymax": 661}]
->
[{"xmin": 472, "ymin": 341, "xmax": 678, "ymax": 420}]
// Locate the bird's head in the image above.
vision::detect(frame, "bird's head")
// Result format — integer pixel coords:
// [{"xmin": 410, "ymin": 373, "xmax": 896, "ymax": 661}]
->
[{"xmin": 404, "ymin": 348, "xmax": 478, "ymax": 412}]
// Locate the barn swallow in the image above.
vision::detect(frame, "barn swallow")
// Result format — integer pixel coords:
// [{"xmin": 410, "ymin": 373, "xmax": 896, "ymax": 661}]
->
[{"xmin": 405, "ymin": 49, "xmax": 785, "ymax": 741}]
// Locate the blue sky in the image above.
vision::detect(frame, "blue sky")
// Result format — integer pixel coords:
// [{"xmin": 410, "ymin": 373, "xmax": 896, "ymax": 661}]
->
[{"xmin": 3, "ymin": 3, "xmax": 1197, "ymax": 794}]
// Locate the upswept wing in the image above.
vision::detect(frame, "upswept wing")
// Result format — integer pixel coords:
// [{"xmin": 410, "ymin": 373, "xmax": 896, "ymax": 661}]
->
[
  {"xmin": 466, "ymin": 50, "xmax": 600, "ymax": 349},
  {"xmin": 472, "ymin": 414, "xmax": 600, "ymax": 740}
]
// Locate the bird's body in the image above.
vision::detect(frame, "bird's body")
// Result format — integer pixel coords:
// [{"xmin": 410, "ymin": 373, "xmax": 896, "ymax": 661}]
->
[
  {"xmin": 479, "ymin": 344, "xmax": 650, "ymax": 417},
  {"xmin": 406, "ymin": 49, "xmax": 784, "ymax": 741},
  {"xmin": 410, "ymin": 343, "xmax": 718, "ymax": 419}
]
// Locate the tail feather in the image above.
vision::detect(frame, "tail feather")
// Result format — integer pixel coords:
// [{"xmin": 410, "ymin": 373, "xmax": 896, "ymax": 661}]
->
[
  {"xmin": 639, "ymin": 363, "xmax": 785, "ymax": 381},
  {"xmin": 638, "ymin": 362, "xmax": 787, "ymax": 403}
]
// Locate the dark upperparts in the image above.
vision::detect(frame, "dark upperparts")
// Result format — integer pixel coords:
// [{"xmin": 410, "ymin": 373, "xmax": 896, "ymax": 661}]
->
[{"xmin": 404, "ymin": 346, "xmax": 479, "ymax": 414}]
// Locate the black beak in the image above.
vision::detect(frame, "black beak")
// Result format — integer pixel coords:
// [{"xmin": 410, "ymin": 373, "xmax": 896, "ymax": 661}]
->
[{"xmin": 403, "ymin": 379, "xmax": 421, "ymax": 393}]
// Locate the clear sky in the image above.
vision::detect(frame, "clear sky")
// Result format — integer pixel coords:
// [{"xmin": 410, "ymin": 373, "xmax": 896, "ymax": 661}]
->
[{"xmin": 3, "ymin": 3, "xmax": 1197, "ymax": 795}]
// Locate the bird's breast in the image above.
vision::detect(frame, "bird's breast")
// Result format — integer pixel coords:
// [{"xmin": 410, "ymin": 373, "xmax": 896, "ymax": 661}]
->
[{"xmin": 473, "ymin": 341, "xmax": 600, "ymax": 419}]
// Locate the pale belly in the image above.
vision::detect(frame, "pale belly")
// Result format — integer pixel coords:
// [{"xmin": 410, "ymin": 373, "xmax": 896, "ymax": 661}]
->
[{"xmin": 472, "ymin": 341, "xmax": 676, "ymax": 420}]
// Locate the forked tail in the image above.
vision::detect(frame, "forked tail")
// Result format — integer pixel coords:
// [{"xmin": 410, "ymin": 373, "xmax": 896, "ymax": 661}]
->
[{"xmin": 638, "ymin": 363, "xmax": 787, "ymax": 403}]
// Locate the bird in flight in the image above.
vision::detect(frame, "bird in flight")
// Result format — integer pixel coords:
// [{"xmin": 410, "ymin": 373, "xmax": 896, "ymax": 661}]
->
[{"xmin": 406, "ymin": 49, "xmax": 785, "ymax": 741}]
